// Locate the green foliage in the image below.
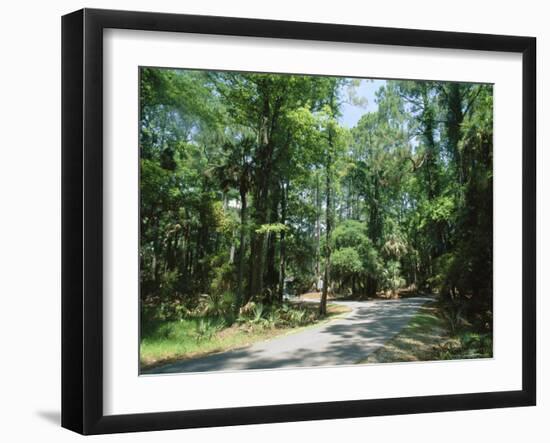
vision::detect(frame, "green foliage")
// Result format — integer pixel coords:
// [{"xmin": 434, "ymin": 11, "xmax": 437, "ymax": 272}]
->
[
  {"xmin": 434, "ymin": 332, "xmax": 493, "ymax": 360},
  {"xmin": 331, "ymin": 220, "xmax": 369, "ymax": 250},
  {"xmin": 195, "ymin": 317, "xmax": 226, "ymax": 342},
  {"xmin": 382, "ymin": 232, "xmax": 408, "ymax": 259},
  {"xmin": 329, "ymin": 220, "xmax": 381, "ymax": 294},
  {"xmin": 201, "ymin": 293, "xmax": 224, "ymax": 317},
  {"xmin": 200, "ymin": 292, "xmax": 236, "ymax": 318},
  {"xmin": 158, "ymin": 269, "xmax": 181, "ymax": 300},
  {"xmin": 236, "ymin": 301, "xmax": 318, "ymax": 329},
  {"xmin": 252, "ymin": 303, "xmax": 265, "ymax": 324},
  {"xmin": 255, "ymin": 223, "xmax": 289, "ymax": 235},
  {"xmin": 380, "ymin": 261, "xmax": 405, "ymax": 296},
  {"xmin": 331, "ymin": 247, "xmax": 363, "ymax": 278},
  {"xmin": 210, "ymin": 261, "xmax": 235, "ymax": 296},
  {"xmin": 418, "ymin": 194, "xmax": 456, "ymax": 229}
]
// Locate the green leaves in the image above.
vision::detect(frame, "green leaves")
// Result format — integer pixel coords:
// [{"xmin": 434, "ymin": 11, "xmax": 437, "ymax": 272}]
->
[
  {"xmin": 329, "ymin": 221, "xmax": 380, "ymax": 284},
  {"xmin": 418, "ymin": 194, "xmax": 456, "ymax": 229},
  {"xmin": 331, "ymin": 220, "xmax": 369, "ymax": 250},
  {"xmin": 380, "ymin": 260, "xmax": 405, "ymax": 295},
  {"xmin": 331, "ymin": 247, "xmax": 363, "ymax": 276},
  {"xmin": 255, "ymin": 223, "xmax": 289, "ymax": 235}
]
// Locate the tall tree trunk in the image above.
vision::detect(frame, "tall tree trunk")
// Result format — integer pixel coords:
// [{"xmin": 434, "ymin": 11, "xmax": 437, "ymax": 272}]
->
[
  {"xmin": 265, "ymin": 185, "xmax": 280, "ymax": 295},
  {"xmin": 320, "ymin": 138, "xmax": 333, "ymax": 316},
  {"xmin": 366, "ymin": 175, "xmax": 381, "ymax": 297},
  {"xmin": 315, "ymin": 173, "xmax": 321, "ymax": 285},
  {"xmin": 247, "ymin": 90, "xmax": 279, "ymax": 302},
  {"xmin": 197, "ymin": 217, "xmax": 209, "ymax": 293},
  {"xmin": 151, "ymin": 215, "xmax": 161, "ymax": 287},
  {"xmin": 446, "ymin": 83, "xmax": 465, "ymax": 184},
  {"xmin": 278, "ymin": 180, "xmax": 288, "ymax": 302},
  {"xmin": 165, "ymin": 230, "xmax": 179, "ymax": 271},
  {"xmin": 236, "ymin": 190, "xmax": 247, "ymax": 309},
  {"xmin": 247, "ymin": 181, "xmax": 269, "ymax": 301}
]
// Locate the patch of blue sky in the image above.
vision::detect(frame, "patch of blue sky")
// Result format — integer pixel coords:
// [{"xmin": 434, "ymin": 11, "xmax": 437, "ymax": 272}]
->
[{"xmin": 339, "ymin": 79, "xmax": 386, "ymax": 128}]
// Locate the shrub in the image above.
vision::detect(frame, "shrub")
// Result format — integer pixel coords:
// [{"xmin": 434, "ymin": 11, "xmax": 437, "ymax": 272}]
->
[
  {"xmin": 380, "ymin": 260, "xmax": 406, "ymax": 297},
  {"xmin": 199, "ymin": 292, "xmax": 236, "ymax": 317},
  {"xmin": 158, "ymin": 269, "xmax": 180, "ymax": 300},
  {"xmin": 195, "ymin": 317, "xmax": 225, "ymax": 342},
  {"xmin": 210, "ymin": 261, "xmax": 235, "ymax": 295},
  {"xmin": 434, "ymin": 332, "xmax": 492, "ymax": 360},
  {"xmin": 252, "ymin": 303, "xmax": 264, "ymax": 323}
]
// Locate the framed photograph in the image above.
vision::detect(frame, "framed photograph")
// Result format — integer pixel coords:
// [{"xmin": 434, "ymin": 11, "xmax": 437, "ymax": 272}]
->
[{"xmin": 62, "ymin": 8, "xmax": 536, "ymax": 435}]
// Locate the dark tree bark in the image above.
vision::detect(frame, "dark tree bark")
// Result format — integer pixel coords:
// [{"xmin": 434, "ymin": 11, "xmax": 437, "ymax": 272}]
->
[
  {"xmin": 320, "ymin": 132, "xmax": 334, "ymax": 316},
  {"xmin": 247, "ymin": 175, "xmax": 269, "ymax": 301},
  {"xmin": 265, "ymin": 185, "xmax": 280, "ymax": 295},
  {"xmin": 236, "ymin": 188, "xmax": 248, "ymax": 309},
  {"xmin": 278, "ymin": 180, "xmax": 288, "ymax": 302},
  {"xmin": 366, "ymin": 174, "xmax": 381, "ymax": 297},
  {"xmin": 247, "ymin": 95, "xmax": 273, "ymax": 301},
  {"xmin": 247, "ymin": 84, "xmax": 284, "ymax": 302},
  {"xmin": 446, "ymin": 83, "xmax": 465, "ymax": 183},
  {"xmin": 319, "ymin": 151, "xmax": 332, "ymax": 316},
  {"xmin": 315, "ymin": 173, "xmax": 322, "ymax": 284}
]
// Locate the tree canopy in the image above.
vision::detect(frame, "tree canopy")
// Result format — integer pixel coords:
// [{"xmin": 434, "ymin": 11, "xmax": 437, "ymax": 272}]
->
[{"xmin": 139, "ymin": 67, "xmax": 493, "ymax": 329}]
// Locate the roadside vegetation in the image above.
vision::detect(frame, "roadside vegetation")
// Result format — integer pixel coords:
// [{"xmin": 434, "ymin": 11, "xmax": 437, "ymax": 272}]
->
[
  {"xmin": 140, "ymin": 294, "xmax": 350, "ymax": 370},
  {"xmin": 360, "ymin": 300, "xmax": 492, "ymax": 364}
]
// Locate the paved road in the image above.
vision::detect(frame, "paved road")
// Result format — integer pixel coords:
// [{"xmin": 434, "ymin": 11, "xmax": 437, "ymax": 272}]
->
[{"xmin": 145, "ymin": 296, "xmax": 434, "ymax": 374}]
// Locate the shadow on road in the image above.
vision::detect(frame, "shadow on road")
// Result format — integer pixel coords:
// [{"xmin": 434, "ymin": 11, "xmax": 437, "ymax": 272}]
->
[{"xmin": 146, "ymin": 296, "xmax": 434, "ymax": 375}]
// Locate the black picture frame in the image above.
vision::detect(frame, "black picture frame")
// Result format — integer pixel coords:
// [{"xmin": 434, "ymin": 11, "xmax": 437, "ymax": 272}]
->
[{"xmin": 61, "ymin": 8, "xmax": 536, "ymax": 435}]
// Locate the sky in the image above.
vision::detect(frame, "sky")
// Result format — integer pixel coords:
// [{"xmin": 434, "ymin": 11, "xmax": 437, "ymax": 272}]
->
[{"xmin": 339, "ymin": 79, "xmax": 386, "ymax": 128}]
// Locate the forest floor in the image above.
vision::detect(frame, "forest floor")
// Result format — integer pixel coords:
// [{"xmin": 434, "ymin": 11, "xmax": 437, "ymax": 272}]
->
[{"xmin": 143, "ymin": 296, "xmax": 434, "ymax": 374}]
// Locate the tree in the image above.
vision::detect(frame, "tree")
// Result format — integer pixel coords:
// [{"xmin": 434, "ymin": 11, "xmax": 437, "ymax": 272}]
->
[
  {"xmin": 211, "ymin": 135, "xmax": 255, "ymax": 309},
  {"xmin": 317, "ymin": 78, "xmax": 348, "ymax": 316}
]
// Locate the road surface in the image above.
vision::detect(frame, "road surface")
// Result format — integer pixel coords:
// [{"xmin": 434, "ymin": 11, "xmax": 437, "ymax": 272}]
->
[{"xmin": 144, "ymin": 296, "xmax": 434, "ymax": 374}]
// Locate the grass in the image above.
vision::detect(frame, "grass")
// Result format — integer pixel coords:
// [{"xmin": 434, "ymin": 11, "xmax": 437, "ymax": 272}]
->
[
  {"xmin": 359, "ymin": 303, "xmax": 447, "ymax": 364},
  {"xmin": 359, "ymin": 301, "xmax": 493, "ymax": 364},
  {"xmin": 140, "ymin": 302, "xmax": 350, "ymax": 371}
]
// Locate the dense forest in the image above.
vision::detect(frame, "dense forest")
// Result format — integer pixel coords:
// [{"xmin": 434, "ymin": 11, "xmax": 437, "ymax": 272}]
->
[{"xmin": 139, "ymin": 68, "xmax": 493, "ymax": 333}]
